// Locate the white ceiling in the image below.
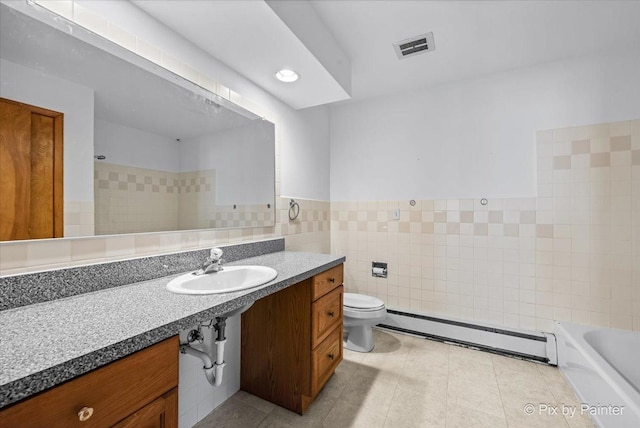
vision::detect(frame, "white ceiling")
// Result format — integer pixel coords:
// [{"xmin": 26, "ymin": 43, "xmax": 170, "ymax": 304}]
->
[
  {"xmin": 132, "ymin": 0, "xmax": 350, "ymax": 110},
  {"xmin": 133, "ymin": 0, "xmax": 640, "ymax": 109},
  {"xmin": 310, "ymin": 0, "xmax": 640, "ymax": 102}
]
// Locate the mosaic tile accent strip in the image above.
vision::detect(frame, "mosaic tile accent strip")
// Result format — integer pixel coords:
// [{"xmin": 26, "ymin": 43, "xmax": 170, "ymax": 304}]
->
[
  {"xmin": 178, "ymin": 173, "xmax": 213, "ymax": 194},
  {"xmin": 94, "ymin": 163, "xmax": 180, "ymax": 193},
  {"xmin": 277, "ymin": 198, "xmax": 330, "ymax": 235},
  {"xmin": 331, "ymin": 199, "xmax": 555, "ymax": 238}
]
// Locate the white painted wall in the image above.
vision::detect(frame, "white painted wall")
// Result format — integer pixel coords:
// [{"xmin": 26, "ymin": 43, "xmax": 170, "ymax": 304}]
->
[
  {"xmin": 179, "ymin": 121, "xmax": 275, "ymax": 204},
  {"xmin": 280, "ymin": 106, "xmax": 330, "ymax": 200},
  {"xmin": 0, "ymin": 58, "xmax": 95, "ymax": 202},
  {"xmin": 329, "ymin": 47, "xmax": 640, "ymax": 201},
  {"xmin": 94, "ymin": 119, "xmax": 180, "ymax": 172}
]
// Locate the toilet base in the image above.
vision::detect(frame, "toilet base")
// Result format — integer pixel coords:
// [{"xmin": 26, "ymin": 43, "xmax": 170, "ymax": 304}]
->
[{"xmin": 343, "ymin": 324, "xmax": 375, "ymax": 353}]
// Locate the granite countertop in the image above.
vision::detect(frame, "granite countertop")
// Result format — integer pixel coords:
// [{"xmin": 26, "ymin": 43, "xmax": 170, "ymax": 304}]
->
[{"xmin": 0, "ymin": 251, "xmax": 345, "ymax": 408}]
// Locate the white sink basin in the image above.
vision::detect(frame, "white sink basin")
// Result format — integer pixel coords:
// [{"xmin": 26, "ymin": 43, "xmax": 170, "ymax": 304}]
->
[{"xmin": 166, "ymin": 266, "xmax": 278, "ymax": 295}]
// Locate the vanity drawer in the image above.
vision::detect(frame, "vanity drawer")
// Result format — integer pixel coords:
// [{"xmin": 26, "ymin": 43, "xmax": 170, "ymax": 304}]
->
[
  {"xmin": 311, "ymin": 325, "xmax": 342, "ymax": 395},
  {"xmin": 311, "ymin": 285, "xmax": 343, "ymax": 348},
  {"xmin": 0, "ymin": 336, "xmax": 178, "ymax": 428},
  {"xmin": 311, "ymin": 264, "xmax": 343, "ymax": 301}
]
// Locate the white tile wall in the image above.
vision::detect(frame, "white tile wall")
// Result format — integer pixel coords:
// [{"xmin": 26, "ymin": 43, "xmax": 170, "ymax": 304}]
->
[
  {"xmin": 63, "ymin": 200, "xmax": 94, "ymax": 237},
  {"xmin": 332, "ymin": 120, "xmax": 640, "ymax": 333}
]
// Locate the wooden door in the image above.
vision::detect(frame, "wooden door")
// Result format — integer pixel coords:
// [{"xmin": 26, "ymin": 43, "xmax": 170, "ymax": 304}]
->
[{"xmin": 0, "ymin": 97, "xmax": 63, "ymax": 240}]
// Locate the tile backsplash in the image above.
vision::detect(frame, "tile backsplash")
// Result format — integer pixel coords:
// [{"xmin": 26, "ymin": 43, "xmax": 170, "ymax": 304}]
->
[{"xmin": 332, "ymin": 119, "xmax": 640, "ymax": 332}]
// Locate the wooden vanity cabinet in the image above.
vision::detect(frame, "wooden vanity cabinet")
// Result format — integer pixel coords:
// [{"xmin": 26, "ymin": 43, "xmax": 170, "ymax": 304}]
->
[
  {"xmin": 0, "ymin": 336, "xmax": 179, "ymax": 428},
  {"xmin": 241, "ymin": 264, "xmax": 344, "ymax": 414}
]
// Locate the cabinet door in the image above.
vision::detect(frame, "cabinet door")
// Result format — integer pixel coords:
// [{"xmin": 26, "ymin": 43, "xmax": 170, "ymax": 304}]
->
[
  {"xmin": 241, "ymin": 279, "xmax": 312, "ymax": 414},
  {"xmin": 111, "ymin": 388, "xmax": 177, "ymax": 428}
]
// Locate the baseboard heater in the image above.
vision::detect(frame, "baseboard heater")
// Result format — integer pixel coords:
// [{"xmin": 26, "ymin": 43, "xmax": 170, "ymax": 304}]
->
[{"xmin": 378, "ymin": 309, "xmax": 557, "ymax": 365}]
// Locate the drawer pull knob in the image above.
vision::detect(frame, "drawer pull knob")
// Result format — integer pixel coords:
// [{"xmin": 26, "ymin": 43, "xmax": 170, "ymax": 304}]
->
[
  {"xmin": 328, "ymin": 353, "xmax": 334, "ymax": 360},
  {"xmin": 327, "ymin": 311, "xmax": 335, "ymax": 317},
  {"xmin": 78, "ymin": 407, "xmax": 94, "ymax": 422},
  {"xmin": 328, "ymin": 278, "xmax": 335, "ymax": 283}
]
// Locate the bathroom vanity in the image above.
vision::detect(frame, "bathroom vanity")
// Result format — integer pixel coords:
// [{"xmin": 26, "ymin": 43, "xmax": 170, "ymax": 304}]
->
[
  {"xmin": 241, "ymin": 264, "xmax": 344, "ymax": 414},
  {"xmin": 0, "ymin": 241, "xmax": 345, "ymax": 426}
]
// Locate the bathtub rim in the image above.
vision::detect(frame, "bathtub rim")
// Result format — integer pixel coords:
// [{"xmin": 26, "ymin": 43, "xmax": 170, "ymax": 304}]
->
[{"xmin": 555, "ymin": 321, "xmax": 640, "ymax": 422}]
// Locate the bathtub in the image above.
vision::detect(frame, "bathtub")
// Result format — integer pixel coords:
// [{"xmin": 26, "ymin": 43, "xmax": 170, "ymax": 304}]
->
[{"xmin": 555, "ymin": 322, "xmax": 640, "ymax": 428}]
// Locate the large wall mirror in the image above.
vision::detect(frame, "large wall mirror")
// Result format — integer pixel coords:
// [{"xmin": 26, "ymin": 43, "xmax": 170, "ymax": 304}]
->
[{"xmin": 0, "ymin": 3, "xmax": 275, "ymax": 242}]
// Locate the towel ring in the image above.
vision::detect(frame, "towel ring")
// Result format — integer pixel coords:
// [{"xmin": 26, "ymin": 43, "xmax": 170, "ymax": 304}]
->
[{"xmin": 289, "ymin": 199, "xmax": 300, "ymax": 221}]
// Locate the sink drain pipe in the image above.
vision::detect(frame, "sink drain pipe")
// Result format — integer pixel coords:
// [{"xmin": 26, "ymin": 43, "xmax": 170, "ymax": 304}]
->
[{"xmin": 180, "ymin": 317, "xmax": 227, "ymax": 387}]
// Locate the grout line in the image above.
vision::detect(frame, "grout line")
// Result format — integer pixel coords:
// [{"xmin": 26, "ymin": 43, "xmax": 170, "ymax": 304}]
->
[
  {"xmin": 491, "ymin": 355, "xmax": 511, "ymax": 427},
  {"xmin": 379, "ymin": 375, "xmax": 400, "ymax": 428}
]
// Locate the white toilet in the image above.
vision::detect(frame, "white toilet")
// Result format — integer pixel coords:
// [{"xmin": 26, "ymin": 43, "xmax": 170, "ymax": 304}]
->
[{"xmin": 343, "ymin": 293, "xmax": 387, "ymax": 352}]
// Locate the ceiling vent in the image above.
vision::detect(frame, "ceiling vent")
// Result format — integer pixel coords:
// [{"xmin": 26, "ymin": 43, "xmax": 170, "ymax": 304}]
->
[{"xmin": 393, "ymin": 32, "xmax": 435, "ymax": 59}]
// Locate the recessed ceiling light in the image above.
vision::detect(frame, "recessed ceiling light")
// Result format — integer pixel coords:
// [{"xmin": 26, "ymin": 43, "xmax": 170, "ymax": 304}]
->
[{"xmin": 275, "ymin": 69, "xmax": 299, "ymax": 83}]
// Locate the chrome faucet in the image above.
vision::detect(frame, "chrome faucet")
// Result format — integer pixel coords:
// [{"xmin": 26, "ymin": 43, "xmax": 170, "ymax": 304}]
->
[{"xmin": 195, "ymin": 248, "xmax": 224, "ymax": 275}]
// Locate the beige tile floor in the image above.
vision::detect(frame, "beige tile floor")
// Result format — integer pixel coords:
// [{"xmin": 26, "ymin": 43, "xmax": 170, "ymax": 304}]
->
[{"xmin": 195, "ymin": 328, "xmax": 595, "ymax": 428}]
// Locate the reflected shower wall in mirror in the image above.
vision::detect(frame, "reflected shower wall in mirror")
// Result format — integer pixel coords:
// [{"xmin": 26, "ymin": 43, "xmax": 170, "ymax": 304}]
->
[
  {"xmin": 0, "ymin": 3, "xmax": 275, "ymax": 241},
  {"xmin": 93, "ymin": 118, "xmax": 274, "ymax": 234}
]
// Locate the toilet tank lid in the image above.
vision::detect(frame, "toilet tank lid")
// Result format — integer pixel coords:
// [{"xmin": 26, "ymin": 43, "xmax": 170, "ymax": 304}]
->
[{"xmin": 344, "ymin": 293, "xmax": 385, "ymax": 309}]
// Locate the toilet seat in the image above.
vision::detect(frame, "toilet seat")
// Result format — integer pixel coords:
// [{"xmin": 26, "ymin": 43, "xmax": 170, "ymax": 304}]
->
[{"xmin": 344, "ymin": 293, "xmax": 385, "ymax": 311}]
